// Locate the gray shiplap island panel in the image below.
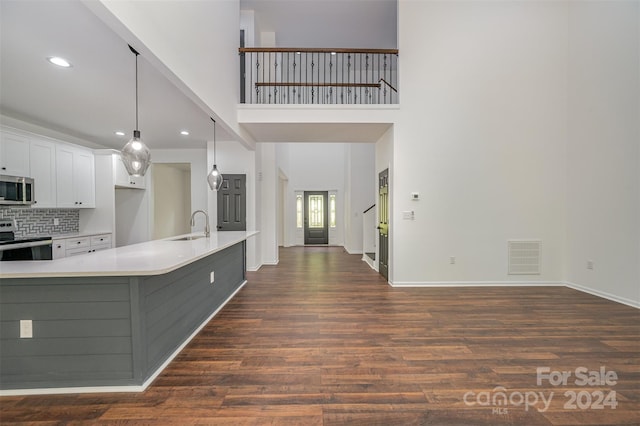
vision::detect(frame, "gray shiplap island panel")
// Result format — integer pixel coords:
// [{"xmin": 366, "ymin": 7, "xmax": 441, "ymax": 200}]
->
[{"xmin": 0, "ymin": 241, "xmax": 245, "ymax": 391}]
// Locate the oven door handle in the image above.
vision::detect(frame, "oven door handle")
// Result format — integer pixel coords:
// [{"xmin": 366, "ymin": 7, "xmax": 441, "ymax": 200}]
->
[{"xmin": 0, "ymin": 239, "xmax": 53, "ymax": 252}]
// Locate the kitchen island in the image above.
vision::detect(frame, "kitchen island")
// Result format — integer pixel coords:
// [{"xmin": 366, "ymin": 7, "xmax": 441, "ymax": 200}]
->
[{"xmin": 0, "ymin": 231, "xmax": 257, "ymax": 395}]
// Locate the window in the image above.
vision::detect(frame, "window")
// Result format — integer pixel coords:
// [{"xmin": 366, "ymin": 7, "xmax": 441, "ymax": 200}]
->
[
  {"xmin": 296, "ymin": 195, "xmax": 303, "ymax": 228},
  {"xmin": 329, "ymin": 194, "xmax": 336, "ymax": 228},
  {"xmin": 308, "ymin": 194, "xmax": 324, "ymax": 228}
]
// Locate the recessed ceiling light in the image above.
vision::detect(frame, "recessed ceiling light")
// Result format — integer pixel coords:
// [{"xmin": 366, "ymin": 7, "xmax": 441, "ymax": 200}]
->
[
  {"xmin": 115, "ymin": 131, "xmax": 125, "ymax": 136},
  {"xmin": 46, "ymin": 56, "xmax": 72, "ymax": 68},
  {"xmin": 180, "ymin": 130, "xmax": 189, "ymax": 136}
]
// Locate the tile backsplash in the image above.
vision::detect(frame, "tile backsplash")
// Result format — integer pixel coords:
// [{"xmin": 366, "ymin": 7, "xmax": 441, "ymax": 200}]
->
[{"xmin": 0, "ymin": 207, "xmax": 79, "ymax": 238}]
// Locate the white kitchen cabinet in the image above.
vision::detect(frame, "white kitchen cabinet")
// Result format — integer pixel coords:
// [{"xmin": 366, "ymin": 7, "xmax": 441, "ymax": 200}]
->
[
  {"xmin": 53, "ymin": 233, "xmax": 112, "ymax": 258},
  {"xmin": 52, "ymin": 239, "xmax": 66, "ymax": 259},
  {"xmin": 0, "ymin": 131, "xmax": 30, "ymax": 177},
  {"xmin": 90, "ymin": 234, "xmax": 112, "ymax": 252},
  {"xmin": 113, "ymin": 153, "xmax": 146, "ymax": 189},
  {"xmin": 29, "ymin": 139, "xmax": 57, "ymax": 208},
  {"xmin": 56, "ymin": 145, "xmax": 95, "ymax": 208}
]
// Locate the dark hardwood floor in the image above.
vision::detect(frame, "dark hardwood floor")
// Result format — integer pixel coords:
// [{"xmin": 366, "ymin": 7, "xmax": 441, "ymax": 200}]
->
[{"xmin": 1, "ymin": 246, "xmax": 639, "ymax": 425}]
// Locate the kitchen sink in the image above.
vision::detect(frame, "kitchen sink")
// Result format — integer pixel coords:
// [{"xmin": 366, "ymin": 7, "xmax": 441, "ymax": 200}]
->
[{"xmin": 170, "ymin": 235, "xmax": 206, "ymax": 241}]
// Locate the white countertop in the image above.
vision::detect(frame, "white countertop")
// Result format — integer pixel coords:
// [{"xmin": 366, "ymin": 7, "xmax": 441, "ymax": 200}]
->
[{"xmin": 0, "ymin": 231, "xmax": 258, "ymax": 279}]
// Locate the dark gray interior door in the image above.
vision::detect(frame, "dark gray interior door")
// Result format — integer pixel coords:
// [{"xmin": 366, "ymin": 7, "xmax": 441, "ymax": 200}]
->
[
  {"xmin": 217, "ymin": 174, "xmax": 246, "ymax": 231},
  {"xmin": 304, "ymin": 191, "xmax": 328, "ymax": 245},
  {"xmin": 378, "ymin": 169, "xmax": 389, "ymax": 280}
]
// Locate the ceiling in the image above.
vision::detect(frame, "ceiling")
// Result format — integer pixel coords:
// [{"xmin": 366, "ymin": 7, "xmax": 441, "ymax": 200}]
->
[
  {"xmin": 0, "ymin": 1, "xmax": 397, "ymax": 151},
  {"xmin": 0, "ymin": 0, "xmax": 226, "ymax": 150},
  {"xmin": 241, "ymin": 0, "xmax": 397, "ymax": 49}
]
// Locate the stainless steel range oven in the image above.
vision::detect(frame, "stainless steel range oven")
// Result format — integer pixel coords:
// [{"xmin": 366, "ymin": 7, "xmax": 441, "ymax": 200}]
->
[{"xmin": 0, "ymin": 219, "xmax": 52, "ymax": 261}]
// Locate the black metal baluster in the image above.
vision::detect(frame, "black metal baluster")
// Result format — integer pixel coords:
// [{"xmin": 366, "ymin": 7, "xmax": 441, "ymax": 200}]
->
[
  {"xmin": 340, "ymin": 53, "xmax": 344, "ymax": 104},
  {"xmin": 383, "ymin": 54, "xmax": 388, "ymax": 104},
  {"xmin": 292, "ymin": 52, "xmax": 297, "ymax": 104}
]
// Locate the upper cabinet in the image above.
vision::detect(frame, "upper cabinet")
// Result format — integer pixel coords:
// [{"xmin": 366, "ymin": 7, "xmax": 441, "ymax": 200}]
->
[
  {"xmin": 56, "ymin": 145, "xmax": 95, "ymax": 208},
  {"xmin": 0, "ymin": 131, "xmax": 30, "ymax": 177},
  {"xmin": 29, "ymin": 139, "xmax": 57, "ymax": 208},
  {"xmin": 1, "ymin": 127, "xmax": 96, "ymax": 209}
]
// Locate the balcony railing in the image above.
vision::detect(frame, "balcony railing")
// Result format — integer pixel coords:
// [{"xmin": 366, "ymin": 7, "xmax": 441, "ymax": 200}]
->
[{"xmin": 239, "ymin": 48, "xmax": 398, "ymax": 105}]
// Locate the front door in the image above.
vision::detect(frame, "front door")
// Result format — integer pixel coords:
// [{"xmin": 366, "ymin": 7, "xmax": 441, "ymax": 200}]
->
[
  {"xmin": 378, "ymin": 169, "xmax": 389, "ymax": 280},
  {"xmin": 217, "ymin": 174, "xmax": 246, "ymax": 231},
  {"xmin": 304, "ymin": 191, "xmax": 328, "ymax": 245}
]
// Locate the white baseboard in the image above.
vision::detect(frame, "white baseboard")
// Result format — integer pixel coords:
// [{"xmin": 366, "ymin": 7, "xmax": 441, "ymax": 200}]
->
[
  {"xmin": 390, "ymin": 281, "xmax": 564, "ymax": 287},
  {"xmin": 246, "ymin": 264, "xmax": 262, "ymax": 271},
  {"xmin": 0, "ymin": 280, "xmax": 248, "ymax": 397},
  {"xmin": 0, "ymin": 385, "xmax": 145, "ymax": 396},
  {"xmin": 345, "ymin": 247, "xmax": 363, "ymax": 255},
  {"xmin": 564, "ymin": 281, "xmax": 640, "ymax": 309},
  {"xmin": 362, "ymin": 256, "xmax": 376, "ymax": 271},
  {"xmin": 389, "ymin": 280, "xmax": 639, "ymax": 309}
]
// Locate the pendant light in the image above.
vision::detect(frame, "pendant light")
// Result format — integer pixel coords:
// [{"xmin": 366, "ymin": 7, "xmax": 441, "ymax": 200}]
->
[
  {"xmin": 207, "ymin": 117, "xmax": 223, "ymax": 191},
  {"xmin": 121, "ymin": 45, "xmax": 151, "ymax": 177}
]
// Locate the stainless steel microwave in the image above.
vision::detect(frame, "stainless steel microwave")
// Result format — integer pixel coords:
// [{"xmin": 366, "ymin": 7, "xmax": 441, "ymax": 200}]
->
[{"xmin": 0, "ymin": 175, "xmax": 34, "ymax": 205}]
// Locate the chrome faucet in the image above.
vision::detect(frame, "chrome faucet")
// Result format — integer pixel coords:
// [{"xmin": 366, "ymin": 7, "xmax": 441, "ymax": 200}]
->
[{"xmin": 190, "ymin": 210, "xmax": 210, "ymax": 237}]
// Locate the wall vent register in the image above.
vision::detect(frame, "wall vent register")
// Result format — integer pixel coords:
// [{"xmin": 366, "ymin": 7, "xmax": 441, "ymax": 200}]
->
[{"xmin": 508, "ymin": 240, "xmax": 541, "ymax": 275}]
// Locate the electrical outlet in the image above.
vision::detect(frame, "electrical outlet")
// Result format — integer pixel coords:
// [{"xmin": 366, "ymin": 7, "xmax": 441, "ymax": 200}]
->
[
  {"xmin": 450, "ymin": 256, "xmax": 456, "ymax": 265},
  {"xmin": 210, "ymin": 271, "xmax": 215, "ymax": 284},
  {"xmin": 20, "ymin": 320, "xmax": 33, "ymax": 338},
  {"xmin": 53, "ymin": 218, "xmax": 59, "ymax": 226},
  {"xmin": 587, "ymin": 260, "xmax": 594, "ymax": 270}
]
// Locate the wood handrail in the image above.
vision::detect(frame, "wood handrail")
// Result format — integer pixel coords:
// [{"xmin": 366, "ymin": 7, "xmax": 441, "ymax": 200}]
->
[
  {"xmin": 255, "ymin": 82, "xmax": 381, "ymax": 88},
  {"xmin": 378, "ymin": 78, "xmax": 398, "ymax": 93},
  {"xmin": 239, "ymin": 47, "xmax": 398, "ymax": 55}
]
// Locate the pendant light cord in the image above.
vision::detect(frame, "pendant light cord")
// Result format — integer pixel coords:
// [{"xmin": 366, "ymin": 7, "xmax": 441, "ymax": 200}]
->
[
  {"xmin": 135, "ymin": 53, "xmax": 138, "ymax": 130},
  {"xmin": 129, "ymin": 45, "xmax": 140, "ymax": 131},
  {"xmin": 211, "ymin": 117, "xmax": 217, "ymax": 163}
]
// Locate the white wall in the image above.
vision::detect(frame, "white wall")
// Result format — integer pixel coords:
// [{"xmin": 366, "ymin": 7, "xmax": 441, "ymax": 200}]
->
[
  {"xmin": 214, "ymin": 140, "xmax": 258, "ymax": 269},
  {"xmin": 115, "ymin": 187, "xmax": 149, "ymax": 247},
  {"xmin": 281, "ymin": 143, "xmax": 347, "ymax": 246},
  {"xmin": 152, "ymin": 164, "xmax": 191, "ymax": 239},
  {"xmin": 95, "ymin": 0, "xmax": 251, "ymax": 147},
  {"xmin": 566, "ymin": 1, "xmax": 640, "ymax": 307},
  {"xmin": 259, "ymin": 142, "xmax": 279, "ymax": 265},
  {"xmin": 344, "ymin": 143, "xmax": 376, "ymax": 254},
  {"xmin": 395, "ymin": 0, "xmax": 568, "ymax": 285},
  {"xmin": 151, "ymin": 149, "xmax": 208, "ymax": 237}
]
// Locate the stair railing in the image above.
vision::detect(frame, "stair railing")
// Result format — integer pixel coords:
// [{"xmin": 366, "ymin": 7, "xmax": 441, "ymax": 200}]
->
[{"xmin": 239, "ymin": 48, "xmax": 399, "ymax": 105}]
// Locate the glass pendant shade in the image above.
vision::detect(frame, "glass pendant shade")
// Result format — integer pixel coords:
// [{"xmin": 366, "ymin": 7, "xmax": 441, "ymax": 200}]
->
[
  {"xmin": 122, "ymin": 130, "xmax": 151, "ymax": 177},
  {"xmin": 207, "ymin": 164, "xmax": 223, "ymax": 191},
  {"xmin": 207, "ymin": 117, "xmax": 223, "ymax": 191}
]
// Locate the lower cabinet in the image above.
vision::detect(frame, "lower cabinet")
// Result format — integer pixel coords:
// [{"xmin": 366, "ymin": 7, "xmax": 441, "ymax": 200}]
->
[{"xmin": 52, "ymin": 233, "xmax": 112, "ymax": 259}]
